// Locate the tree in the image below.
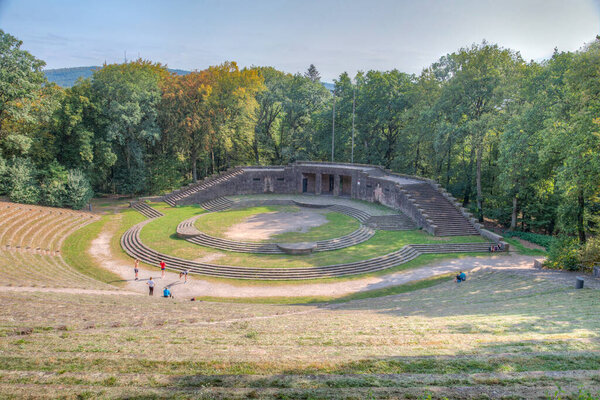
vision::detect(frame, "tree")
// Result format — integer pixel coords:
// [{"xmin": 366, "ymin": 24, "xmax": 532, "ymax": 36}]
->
[
  {"xmin": 0, "ymin": 30, "xmax": 47, "ymax": 138},
  {"xmin": 432, "ymin": 42, "xmax": 523, "ymax": 221},
  {"xmin": 91, "ymin": 60, "xmax": 168, "ymax": 193},
  {"xmin": 304, "ymin": 64, "xmax": 321, "ymax": 83},
  {"xmin": 160, "ymin": 70, "xmax": 212, "ymax": 182}
]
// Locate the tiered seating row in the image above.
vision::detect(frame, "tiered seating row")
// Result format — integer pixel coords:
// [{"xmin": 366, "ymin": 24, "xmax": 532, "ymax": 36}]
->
[
  {"xmin": 122, "ymin": 220, "xmax": 495, "ymax": 280},
  {"xmin": 177, "ymin": 199, "xmax": 377, "ymax": 253},
  {"xmin": 365, "ymin": 214, "xmax": 416, "ymax": 230},
  {"xmin": 0, "ymin": 203, "xmax": 98, "ymax": 253},
  {"xmin": 0, "ymin": 201, "xmax": 116, "ymax": 290},
  {"xmin": 200, "ymin": 197, "xmax": 235, "ymax": 212},
  {"xmin": 162, "ymin": 169, "xmax": 244, "ymax": 206},
  {"xmin": 181, "ymin": 225, "xmax": 375, "ymax": 254},
  {"xmin": 131, "ymin": 202, "xmax": 164, "ymax": 219}
]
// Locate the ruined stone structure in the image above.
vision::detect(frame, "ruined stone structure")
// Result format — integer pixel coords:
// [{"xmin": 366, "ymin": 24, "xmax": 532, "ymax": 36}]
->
[{"xmin": 162, "ymin": 161, "xmax": 496, "ymax": 239}]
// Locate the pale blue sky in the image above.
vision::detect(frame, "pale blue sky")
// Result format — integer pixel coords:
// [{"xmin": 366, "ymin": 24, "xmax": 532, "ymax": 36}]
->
[{"xmin": 1, "ymin": 0, "xmax": 599, "ymax": 80}]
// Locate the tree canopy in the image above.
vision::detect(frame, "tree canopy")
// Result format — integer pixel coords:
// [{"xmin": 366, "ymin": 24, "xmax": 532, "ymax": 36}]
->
[{"xmin": 0, "ymin": 29, "xmax": 598, "ymax": 244}]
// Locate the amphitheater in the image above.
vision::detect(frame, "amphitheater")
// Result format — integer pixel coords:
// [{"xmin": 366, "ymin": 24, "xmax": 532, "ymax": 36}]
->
[
  {"xmin": 3, "ymin": 162, "xmax": 600, "ymax": 399},
  {"xmin": 122, "ymin": 161, "xmax": 504, "ymax": 280}
]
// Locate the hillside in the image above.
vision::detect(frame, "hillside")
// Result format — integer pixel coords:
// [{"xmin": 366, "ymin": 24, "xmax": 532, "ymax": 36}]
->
[
  {"xmin": 44, "ymin": 66, "xmax": 191, "ymax": 87},
  {"xmin": 44, "ymin": 66, "xmax": 335, "ymax": 89}
]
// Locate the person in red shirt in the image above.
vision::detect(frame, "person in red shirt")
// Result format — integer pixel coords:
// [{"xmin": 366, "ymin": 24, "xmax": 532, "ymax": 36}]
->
[{"xmin": 160, "ymin": 260, "xmax": 166, "ymax": 279}]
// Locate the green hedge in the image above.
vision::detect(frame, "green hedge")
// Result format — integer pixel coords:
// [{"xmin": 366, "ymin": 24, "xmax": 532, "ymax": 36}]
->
[{"xmin": 502, "ymin": 231, "xmax": 555, "ymax": 250}]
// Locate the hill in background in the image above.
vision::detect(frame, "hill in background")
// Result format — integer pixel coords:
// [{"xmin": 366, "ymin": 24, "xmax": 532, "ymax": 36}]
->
[
  {"xmin": 44, "ymin": 66, "xmax": 191, "ymax": 87},
  {"xmin": 44, "ymin": 66, "xmax": 335, "ymax": 90}
]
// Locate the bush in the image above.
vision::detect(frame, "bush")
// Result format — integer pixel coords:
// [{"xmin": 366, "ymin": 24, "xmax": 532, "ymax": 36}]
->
[
  {"xmin": 0, "ymin": 155, "xmax": 7, "ymax": 195},
  {"xmin": 502, "ymin": 231, "xmax": 555, "ymax": 250},
  {"xmin": 8, "ymin": 158, "xmax": 40, "ymax": 204},
  {"xmin": 580, "ymin": 236, "xmax": 600, "ymax": 269},
  {"xmin": 544, "ymin": 236, "xmax": 583, "ymax": 271},
  {"xmin": 39, "ymin": 161, "xmax": 68, "ymax": 207},
  {"xmin": 64, "ymin": 169, "xmax": 93, "ymax": 210}
]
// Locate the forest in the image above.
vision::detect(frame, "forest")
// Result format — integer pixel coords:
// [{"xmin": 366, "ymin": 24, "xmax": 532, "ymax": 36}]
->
[{"xmin": 1, "ymin": 29, "xmax": 599, "ymax": 268}]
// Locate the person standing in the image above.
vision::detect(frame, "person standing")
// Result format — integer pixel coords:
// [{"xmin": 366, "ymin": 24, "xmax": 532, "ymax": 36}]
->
[
  {"xmin": 184, "ymin": 269, "xmax": 189, "ymax": 284},
  {"xmin": 134, "ymin": 259, "xmax": 139, "ymax": 281},
  {"xmin": 160, "ymin": 260, "xmax": 166, "ymax": 279},
  {"xmin": 147, "ymin": 277, "xmax": 155, "ymax": 295}
]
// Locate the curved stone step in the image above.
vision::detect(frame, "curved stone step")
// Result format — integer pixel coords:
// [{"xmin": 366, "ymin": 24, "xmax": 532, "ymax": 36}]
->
[{"xmin": 121, "ymin": 219, "xmax": 493, "ymax": 280}]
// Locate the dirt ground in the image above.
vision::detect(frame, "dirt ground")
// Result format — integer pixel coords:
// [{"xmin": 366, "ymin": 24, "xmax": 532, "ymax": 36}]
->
[{"xmin": 225, "ymin": 210, "xmax": 328, "ymax": 241}]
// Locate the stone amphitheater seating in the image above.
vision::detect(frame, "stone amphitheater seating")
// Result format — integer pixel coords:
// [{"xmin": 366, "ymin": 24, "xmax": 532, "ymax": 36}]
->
[
  {"xmin": 121, "ymin": 216, "xmax": 494, "ymax": 280},
  {"xmin": 131, "ymin": 201, "xmax": 164, "ymax": 218},
  {"xmin": 176, "ymin": 198, "xmax": 378, "ymax": 253},
  {"xmin": 159, "ymin": 162, "xmax": 488, "ymax": 239},
  {"xmin": 163, "ymin": 169, "xmax": 244, "ymax": 207},
  {"xmin": 0, "ymin": 202, "xmax": 115, "ymax": 290}
]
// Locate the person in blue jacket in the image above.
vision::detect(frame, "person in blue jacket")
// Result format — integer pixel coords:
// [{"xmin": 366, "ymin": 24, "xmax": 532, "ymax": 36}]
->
[
  {"xmin": 455, "ymin": 271, "xmax": 466, "ymax": 283},
  {"xmin": 163, "ymin": 287, "xmax": 173, "ymax": 298}
]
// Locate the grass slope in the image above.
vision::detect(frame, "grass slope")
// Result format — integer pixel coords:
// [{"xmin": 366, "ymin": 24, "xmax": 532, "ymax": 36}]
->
[
  {"xmin": 61, "ymin": 215, "xmax": 125, "ymax": 286},
  {"xmin": 1, "ymin": 269, "xmax": 599, "ymax": 398}
]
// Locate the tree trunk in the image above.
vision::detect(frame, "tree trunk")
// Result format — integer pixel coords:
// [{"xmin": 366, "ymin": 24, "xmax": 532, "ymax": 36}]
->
[
  {"xmin": 252, "ymin": 129, "xmax": 260, "ymax": 164},
  {"xmin": 414, "ymin": 141, "xmax": 420, "ymax": 175},
  {"xmin": 192, "ymin": 158, "xmax": 197, "ymax": 183},
  {"xmin": 211, "ymin": 149, "xmax": 215, "ymax": 174},
  {"xmin": 510, "ymin": 195, "xmax": 518, "ymax": 231},
  {"xmin": 577, "ymin": 187, "xmax": 586, "ymax": 244},
  {"xmin": 445, "ymin": 139, "xmax": 452, "ymax": 187},
  {"xmin": 476, "ymin": 145, "xmax": 483, "ymax": 222}
]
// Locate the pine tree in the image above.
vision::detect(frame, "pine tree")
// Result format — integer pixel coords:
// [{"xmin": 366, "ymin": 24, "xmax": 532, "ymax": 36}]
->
[{"xmin": 305, "ymin": 64, "xmax": 321, "ymax": 82}]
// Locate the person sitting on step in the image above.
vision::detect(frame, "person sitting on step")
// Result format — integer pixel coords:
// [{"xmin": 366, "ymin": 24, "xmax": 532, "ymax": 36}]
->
[{"xmin": 455, "ymin": 271, "xmax": 466, "ymax": 283}]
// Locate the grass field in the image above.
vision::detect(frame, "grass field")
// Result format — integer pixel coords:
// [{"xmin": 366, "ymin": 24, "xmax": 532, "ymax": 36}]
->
[
  {"xmin": 194, "ymin": 205, "xmax": 361, "ymax": 243},
  {"xmin": 1, "ymin": 268, "xmax": 599, "ymax": 398},
  {"xmin": 138, "ymin": 202, "xmax": 488, "ymax": 269}
]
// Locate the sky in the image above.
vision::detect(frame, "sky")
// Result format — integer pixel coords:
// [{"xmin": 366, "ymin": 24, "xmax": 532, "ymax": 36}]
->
[{"xmin": 1, "ymin": 0, "xmax": 599, "ymax": 81}]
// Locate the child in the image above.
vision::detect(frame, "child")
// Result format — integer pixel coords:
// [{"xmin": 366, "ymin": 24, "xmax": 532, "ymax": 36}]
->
[
  {"xmin": 160, "ymin": 260, "xmax": 166, "ymax": 279},
  {"xmin": 147, "ymin": 277, "xmax": 155, "ymax": 295},
  {"xmin": 134, "ymin": 259, "xmax": 139, "ymax": 281}
]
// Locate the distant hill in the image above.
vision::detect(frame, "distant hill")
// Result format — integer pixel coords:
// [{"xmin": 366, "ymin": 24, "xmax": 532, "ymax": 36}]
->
[
  {"xmin": 44, "ymin": 66, "xmax": 191, "ymax": 87},
  {"xmin": 45, "ymin": 66, "xmax": 334, "ymax": 90}
]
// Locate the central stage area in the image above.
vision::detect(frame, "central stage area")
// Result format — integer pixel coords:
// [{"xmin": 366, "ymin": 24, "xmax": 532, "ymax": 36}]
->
[{"xmin": 224, "ymin": 209, "xmax": 328, "ymax": 242}]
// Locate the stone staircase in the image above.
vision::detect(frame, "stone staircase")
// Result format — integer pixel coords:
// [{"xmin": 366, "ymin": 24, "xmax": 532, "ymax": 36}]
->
[
  {"xmin": 200, "ymin": 197, "xmax": 235, "ymax": 212},
  {"xmin": 162, "ymin": 169, "xmax": 244, "ymax": 206},
  {"xmin": 401, "ymin": 183, "xmax": 479, "ymax": 236},
  {"xmin": 365, "ymin": 215, "xmax": 415, "ymax": 231},
  {"xmin": 327, "ymin": 205, "xmax": 371, "ymax": 223},
  {"xmin": 121, "ymin": 219, "xmax": 496, "ymax": 280},
  {"xmin": 131, "ymin": 202, "xmax": 164, "ymax": 219}
]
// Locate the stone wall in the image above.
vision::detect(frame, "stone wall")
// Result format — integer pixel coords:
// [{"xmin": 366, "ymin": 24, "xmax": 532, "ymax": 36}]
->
[{"xmin": 167, "ymin": 161, "xmax": 475, "ymax": 237}]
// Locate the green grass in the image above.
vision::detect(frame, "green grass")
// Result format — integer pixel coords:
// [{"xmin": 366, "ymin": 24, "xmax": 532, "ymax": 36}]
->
[
  {"xmin": 62, "ymin": 216, "xmax": 125, "ymax": 286},
  {"xmin": 504, "ymin": 237, "xmax": 547, "ymax": 256},
  {"xmin": 2, "ymin": 268, "xmax": 599, "ymax": 397},
  {"xmin": 138, "ymin": 203, "xmax": 489, "ymax": 270},
  {"xmin": 194, "ymin": 205, "xmax": 360, "ymax": 243}
]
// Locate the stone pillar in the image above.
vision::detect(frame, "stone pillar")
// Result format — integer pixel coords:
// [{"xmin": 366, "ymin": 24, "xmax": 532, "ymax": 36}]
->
[
  {"xmin": 315, "ymin": 173, "xmax": 322, "ymax": 195},
  {"xmin": 333, "ymin": 174, "xmax": 340, "ymax": 196}
]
